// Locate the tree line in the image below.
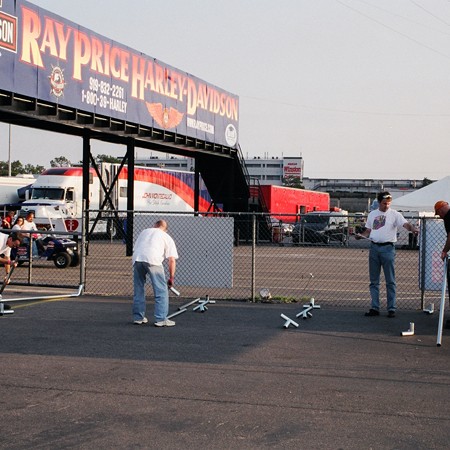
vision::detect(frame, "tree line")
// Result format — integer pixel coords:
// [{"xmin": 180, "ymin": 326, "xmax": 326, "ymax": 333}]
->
[{"xmin": 0, "ymin": 154, "xmax": 121, "ymax": 176}]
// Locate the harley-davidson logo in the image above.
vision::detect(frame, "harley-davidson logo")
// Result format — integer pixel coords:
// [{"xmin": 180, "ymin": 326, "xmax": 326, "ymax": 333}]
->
[
  {"xmin": 49, "ymin": 65, "xmax": 66, "ymax": 98},
  {"xmin": 0, "ymin": 11, "xmax": 17, "ymax": 53},
  {"xmin": 225, "ymin": 124, "xmax": 237, "ymax": 146},
  {"xmin": 146, "ymin": 102, "xmax": 184, "ymax": 129}
]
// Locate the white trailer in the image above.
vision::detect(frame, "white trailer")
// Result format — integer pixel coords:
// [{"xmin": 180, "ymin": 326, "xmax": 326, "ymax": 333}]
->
[
  {"xmin": 0, "ymin": 175, "xmax": 34, "ymax": 205},
  {"xmin": 18, "ymin": 163, "xmax": 213, "ymax": 233}
]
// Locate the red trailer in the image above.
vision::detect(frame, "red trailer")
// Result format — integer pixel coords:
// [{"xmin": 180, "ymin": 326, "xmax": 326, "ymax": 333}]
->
[{"xmin": 258, "ymin": 185, "xmax": 330, "ymax": 223}]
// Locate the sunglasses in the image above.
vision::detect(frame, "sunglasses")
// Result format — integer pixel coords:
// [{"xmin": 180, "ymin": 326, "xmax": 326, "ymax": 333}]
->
[{"xmin": 382, "ymin": 195, "xmax": 392, "ymax": 199}]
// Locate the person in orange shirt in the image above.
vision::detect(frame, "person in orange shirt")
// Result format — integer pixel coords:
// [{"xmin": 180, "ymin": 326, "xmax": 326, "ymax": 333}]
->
[{"xmin": 434, "ymin": 200, "xmax": 450, "ymax": 330}]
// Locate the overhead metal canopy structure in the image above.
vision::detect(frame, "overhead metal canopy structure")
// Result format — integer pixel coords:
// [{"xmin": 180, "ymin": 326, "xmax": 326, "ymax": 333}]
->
[
  {"xmin": 0, "ymin": 90, "xmax": 239, "ymax": 158},
  {"xmin": 0, "ymin": 86, "xmax": 249, "ymax": 202},
  {"xmin": 0, "ymin": 89, "xmax": 250, "ymax": 250}
]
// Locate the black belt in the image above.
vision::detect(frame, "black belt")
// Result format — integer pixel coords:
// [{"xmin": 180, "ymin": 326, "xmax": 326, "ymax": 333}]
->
[{"xmin": 372, "ymin": 242, "xmax": 394, "ymax": 246}]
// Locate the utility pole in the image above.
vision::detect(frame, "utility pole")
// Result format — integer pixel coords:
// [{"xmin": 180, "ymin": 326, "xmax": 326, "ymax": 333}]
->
[{"xmin": 8, "ymin": 124, "xmax": 11, "ymax": 176}]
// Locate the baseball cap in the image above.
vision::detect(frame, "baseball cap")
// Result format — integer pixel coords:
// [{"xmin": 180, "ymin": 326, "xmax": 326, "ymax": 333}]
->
[{"xmin": 434, "ymin": 200, "xmax": 448, "ymax": 213}]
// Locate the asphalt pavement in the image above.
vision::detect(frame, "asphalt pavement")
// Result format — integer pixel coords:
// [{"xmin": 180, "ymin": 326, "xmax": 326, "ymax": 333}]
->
[{"xmin": 1, "ymin": 295, "xmax": 450, "ymax": 449}]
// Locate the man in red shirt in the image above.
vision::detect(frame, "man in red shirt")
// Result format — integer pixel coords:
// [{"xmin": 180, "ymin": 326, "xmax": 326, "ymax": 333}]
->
[{"xmin": 2, "ymin": 211, "xmax": 15, "ymax": 229}]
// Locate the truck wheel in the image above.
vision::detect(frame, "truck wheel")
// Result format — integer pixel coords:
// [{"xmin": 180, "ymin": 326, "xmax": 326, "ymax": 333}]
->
[
  {"xmin": 70, "ymin": 252, "xmax": 80, "ymax": 267},
  {"xmin": 54, "ymin": 252, "xmax": 72, "ymax": 269}
]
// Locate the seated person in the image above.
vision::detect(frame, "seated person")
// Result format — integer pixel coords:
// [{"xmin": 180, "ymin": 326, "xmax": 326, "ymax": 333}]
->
[
  {"xmin": 0, "ymin": 232, "xmax": 22, "ymax": 311},
  {"xmin": 11, "ymin": 216, "xmax": 25, "ymax": 237},
  {"xmin": 1, "ymin": 210, "xmax": 15, "ymax": 229},
  {"xmin": 21, "ymin": 212, "xmax": 45, "ymax": 255}
]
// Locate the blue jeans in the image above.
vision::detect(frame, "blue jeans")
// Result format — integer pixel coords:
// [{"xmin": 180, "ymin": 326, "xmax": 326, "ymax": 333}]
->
[
  {"xmin": 133, "ymin": 262, "xmax": 168, "ymax": 322},
  {"xmin": 369, "ymin": 244, "xmax": 396, "ymax": 311}
]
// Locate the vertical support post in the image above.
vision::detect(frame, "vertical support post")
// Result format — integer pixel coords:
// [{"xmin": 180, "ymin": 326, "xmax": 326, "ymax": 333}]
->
[
  {"xmin": 80, "ymin": 203, "xmax": 86, "ymax": 294},
  {"xmin": 26, "ymin": 231, "xmax": 32, "ymax": 284},
  {"xmin": 227, "ymin": 159, "xmax": 235, "ymax": 211},
  {"xmin": 8, "ymin": 124, "xmax": 11, "ymax": 176},
  {"xmin": 194, "ymin": 162, "xmax": 200, "ymax": 215},
  {"xmin": 82, "ymin": 130, "xmax": 91, "ymax": 240},
  {"xmin": 437, "ymin": 257, "xmax": 447, "ymax": 347},
  {"xmin": 251, "ymin": 213, "xmax": 256, "ymax": 301},
  {"xmin": 126, "ymin": 138, "xmax": 135, "ymax": 257},
  {"xmin": 419, "ymin": 217, "xmax": 427, "ymax": 309}
]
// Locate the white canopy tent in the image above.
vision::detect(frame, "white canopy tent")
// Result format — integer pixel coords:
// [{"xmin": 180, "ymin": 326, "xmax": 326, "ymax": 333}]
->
[{"xmin": 391, "ymin": 176, "xmax": 450, "ymax": 213}]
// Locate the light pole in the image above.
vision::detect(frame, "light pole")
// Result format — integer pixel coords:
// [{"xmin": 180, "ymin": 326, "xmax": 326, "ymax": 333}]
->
[{"xmin": 8, "ymin": 124, "xmax": 11, "ymax": 176}]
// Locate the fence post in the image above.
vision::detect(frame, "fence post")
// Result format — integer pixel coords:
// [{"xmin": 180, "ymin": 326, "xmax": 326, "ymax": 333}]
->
[
  {"xmin": 26, "ymin": 230, "xmax": 33, "ymax": 284},
  {"xmin": 419, "ymin": 216, "xmax": 427, "ymax": 309},
  {"xmin": 251, "ymin": 213, "xmax": 256, "ymax": 301},
  {"xmin": 80, "ymin": 209, "xmax": 86, "ymax": 294}
]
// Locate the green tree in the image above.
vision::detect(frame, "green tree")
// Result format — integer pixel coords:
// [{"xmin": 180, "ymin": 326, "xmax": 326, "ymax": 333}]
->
[
  {"xmin": 0, "ymin": 160, "xmax": 45, "ymax": 176},
  {"xmin": 95, "ymin": 154, "xmax": 121, "ymax": 163},
  {"xmin": 0, "ymin": 160, "xmax": 24, "ymax": 176},
  {"xmin": 282, "ymin": 176, "xmax": 304, "ymax": 189},
  {"xmin": 50, "ymin": 156, "xmax": 72, "ymax": 167},
  {"xmin": 0, "ymin": 161, "xmax": 9, "ymax": 176},
  {"xmin": 23, "ymin": 163, "xmax": 45, "ymax": 174}
]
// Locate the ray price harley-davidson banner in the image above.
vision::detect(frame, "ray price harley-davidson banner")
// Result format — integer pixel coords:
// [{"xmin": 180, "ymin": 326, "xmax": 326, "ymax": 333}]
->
[{"xmin": 0, "ymin": 0, "xmax": 239, "ymax": 148}]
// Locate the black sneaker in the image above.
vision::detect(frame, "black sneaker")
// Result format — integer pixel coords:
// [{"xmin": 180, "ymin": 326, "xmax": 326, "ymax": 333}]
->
[
  {"xmin": 365, "ymin": 309, "xmax": 380, "ymax": 316},
  {"xmin": 387, "ymin": 310, "xmax": 396, "ymax": 318}
]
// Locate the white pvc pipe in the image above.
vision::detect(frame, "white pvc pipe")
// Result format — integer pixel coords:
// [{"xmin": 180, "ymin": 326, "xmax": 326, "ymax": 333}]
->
[
  {"xmin": 437, "ymin": 258, "xmax": 447, "ymax": 347},
  {"xmin": 280, "ymin": 313, "xmax": 299, "ymax": 329},
  {"xmin": 167, "ymin": 308, "xmax": 187, "ymax": 319},
  {"xmin": 1, "ymin": 284, "xmax": 84, "ymax": 303},
  {"xmin": 401, "ymin": 322, "xmax": 415, "ymax": 336}
]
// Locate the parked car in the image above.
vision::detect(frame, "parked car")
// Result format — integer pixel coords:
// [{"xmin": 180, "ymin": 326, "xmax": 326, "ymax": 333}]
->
[{"xmin": 292, "ymin": 211, "xmax": 349, "ymax": 245}]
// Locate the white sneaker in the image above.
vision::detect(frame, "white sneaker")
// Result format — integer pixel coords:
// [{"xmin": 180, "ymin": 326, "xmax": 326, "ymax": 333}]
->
[
  {"xmin": 133, "ymin": 317, "xmax": 148, "ymax": 325},
  {"xmin": 154, "ymin": 319, "xmax": 176, "ymax": 327}
]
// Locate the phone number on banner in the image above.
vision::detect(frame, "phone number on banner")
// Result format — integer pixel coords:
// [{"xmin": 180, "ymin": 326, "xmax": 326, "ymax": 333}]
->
[{"xmin": 81, "ymin": 77, "xmax": 127, "ymax": 113}]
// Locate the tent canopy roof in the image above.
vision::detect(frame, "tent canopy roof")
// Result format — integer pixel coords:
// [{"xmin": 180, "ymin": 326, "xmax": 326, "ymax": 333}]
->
[{"xmin": 391, "ymin": 176, "xmax": 450, "ymax": 212}]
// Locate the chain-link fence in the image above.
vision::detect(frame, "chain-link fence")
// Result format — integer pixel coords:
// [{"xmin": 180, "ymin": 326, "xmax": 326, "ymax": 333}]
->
[
  {"xmin": 82, "ymin": 211, "xmax": 448, "ymax": 310},
  {"xmin": 2, "ymin": 228, "xmax": 82, "ymax": 294}
]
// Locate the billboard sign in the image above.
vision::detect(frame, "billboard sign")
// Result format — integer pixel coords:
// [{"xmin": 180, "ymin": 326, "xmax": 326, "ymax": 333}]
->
[
  {"xmin": 282, "ymin": 158, "xmax": 303, "ymax": 181},
  {"xmin": 0, "ymin": 0, "xmax": 239, "ymax": 148}
]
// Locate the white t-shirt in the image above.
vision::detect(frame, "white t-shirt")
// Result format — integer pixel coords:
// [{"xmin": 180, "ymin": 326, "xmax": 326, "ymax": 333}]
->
[
  {"xmin": 21, "ymin": 220, "xmax": 38, "ymax": 231},
  {"xmin": 0, "ymin": 233, "xmax": 11, "ymax": 258},
  {"xmin": 365, "ymin": 208, "xmax": 407, "ymax": 243},
  {"xmin": 132, "ymin": 228, "xmax": 178, "ymax": 266}
]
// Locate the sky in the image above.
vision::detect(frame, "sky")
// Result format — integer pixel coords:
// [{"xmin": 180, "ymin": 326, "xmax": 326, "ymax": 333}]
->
[{"xmin": 1, "ymin": 0, "xmax": 450, "ymax": 180}]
